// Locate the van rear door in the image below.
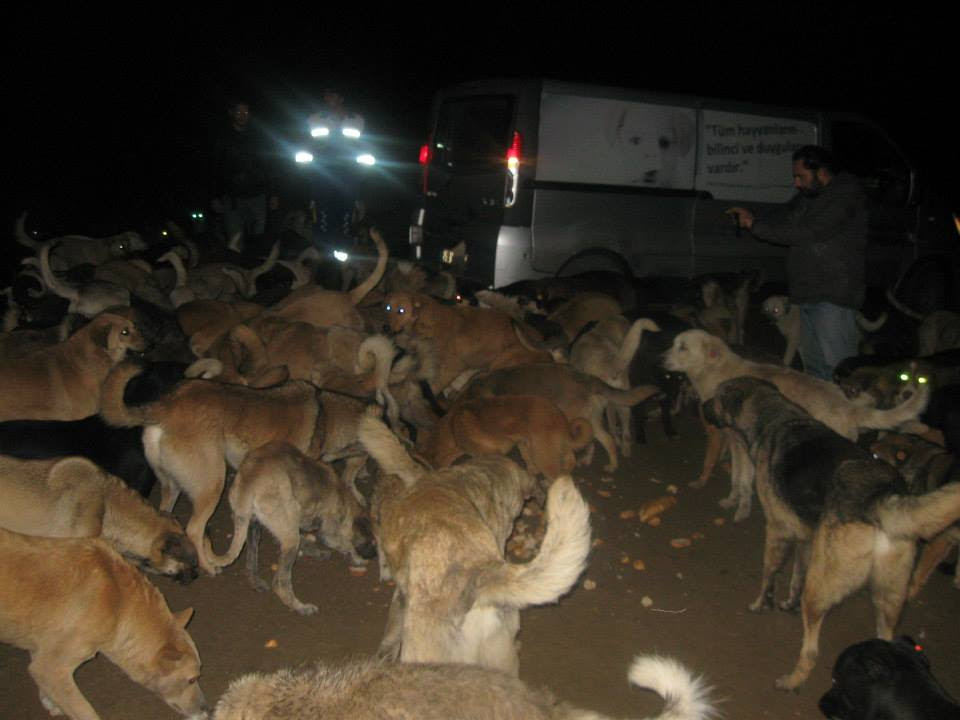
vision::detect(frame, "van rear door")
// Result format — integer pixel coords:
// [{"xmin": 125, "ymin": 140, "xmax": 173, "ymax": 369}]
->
[{"xmin": 419, "ymin": 91, "xmax": 516, "ymax": 285}]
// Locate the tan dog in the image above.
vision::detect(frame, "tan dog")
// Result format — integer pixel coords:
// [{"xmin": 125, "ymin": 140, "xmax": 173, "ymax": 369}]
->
[
  {"xmin": 547, "ymin": 292, "xmax": 623, "ymax": 343},
  {"xmin": 570, "ymin": 315, "xmax": 660, "ymax": 455},
  {"xmin": 664, "ymin": 329, "xmax": 929, "ymax": 520},
  {"xmin": 383, "ymin": 290, "xmax": 552, "ymax": 395},
  {"xmin": 99, "ymin": 362, "xmax": 376, "ymax": 575},
  {"xmin": 0, "ymin": 312, "xmax": 146, "ymax": 422},
  {"xmin": 704, "ymin": 377, "xmax": 960, "ymax": 690},
  {"xmin": 457, "ymin": 363, "xmax": 661, "ymax": 472},
  {"xmin": 0, "ymin": 528, "xmax": 206, "ymax": 720},
  {"xmin": 760, "ymin": 294, "xmax": 802, "ymax": 367},
  {"xmin": 0, "ymin": 455, "xmax": 198, "ymax": 582},
  {"xmin": 264, "ymin": 227, "xmax": 388, "ymax": 331},
  {"xmin": 213, "ymin": 653, "xmax": 715, "ymax": 720},
  {"xmin": 214, "ymin": 442, "xmax": 377, "ymax": 614},
  {"xmin": 175, "ymin": 298, "xmax": 264, "ymax": 357},
  {"xmin": 419, "ymin": 395, "xmax": 593, "ymax": 481},
  {"xmin": 359, "ymin": 416, "xmax": 591, "ymax": 675}
]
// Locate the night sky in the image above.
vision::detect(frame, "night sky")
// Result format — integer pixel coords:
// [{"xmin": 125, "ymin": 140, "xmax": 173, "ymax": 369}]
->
[{"xmin": 8, "ymin": 6, "xmax": 955, "ymax": 235}]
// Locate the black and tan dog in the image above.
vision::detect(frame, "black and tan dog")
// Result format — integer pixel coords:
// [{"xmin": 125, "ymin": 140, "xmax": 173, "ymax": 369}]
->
[
  {"xmin": 819, "ymin": 636, "xmax": 960, "ymax": 719},
  {"xmin": 703, "ymin": 376, "xmax": 960, "ymax": 690}
]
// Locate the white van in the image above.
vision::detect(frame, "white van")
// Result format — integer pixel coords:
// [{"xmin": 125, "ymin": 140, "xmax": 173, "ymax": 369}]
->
[{"xmin": 409, "ymin": 78, "xmax": 933, "ymax": 290}]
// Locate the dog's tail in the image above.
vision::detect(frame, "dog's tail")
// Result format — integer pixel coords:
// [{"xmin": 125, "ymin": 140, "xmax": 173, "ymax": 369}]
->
[
  {"xmin": 99, "ymin": 362, "xmax": 152, "ymax": 427},
  {"xmin": 474, "ymin": 476, "xmax": 590, "ymax": 609},
  {"xmin": 37, "ymin": 242, "xmax": 80, "ymax": 303},
  {"xmin": 854, "ymin": 382, "xmax": 929, "ymax": 431},
  {"xmin": 355, "ymin": 334, "xmax": 399, "ymax": 426},
  {"xmin": 596, "ymin": 380, "xmax": 663, "ymax": 407},
  {"xmin": 625, "ymin": 654, "xmax": 717, "ymax": 720},
  {"xmin": 876, "ymin": 482, "xmax": 960, "ymax": 541},
  {"xmin": 357, "ymin": 415, "xmax": 424, "ymax": 488},
  {"xmin": 14, "ymin": 211, "xmax": 39, "ymax": 250},
  {"xmin": 614, "ymin": 317, "xmax": 661, "ymax": 376},
  {"xmin": 348, "ymin": 227, "xmax": 389, "ymax": 306},
  {"xmin": 885, "ymin": 286, "xmax": 924, "ymax": 321}
]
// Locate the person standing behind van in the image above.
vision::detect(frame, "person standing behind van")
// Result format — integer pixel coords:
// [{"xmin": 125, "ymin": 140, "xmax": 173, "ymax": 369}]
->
[{"xmin": 726, "ymin": 145, "xmax": 867, "ymax": 380}]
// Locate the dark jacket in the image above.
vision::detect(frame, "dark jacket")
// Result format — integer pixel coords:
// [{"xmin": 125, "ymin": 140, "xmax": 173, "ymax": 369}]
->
[
  {"xmin": 212, "ymin": 125, "xmax": 272, "ymax": 200},
  {"xmin": 751, "ymin": 172, "xmax": 867, "ymax": 309}
]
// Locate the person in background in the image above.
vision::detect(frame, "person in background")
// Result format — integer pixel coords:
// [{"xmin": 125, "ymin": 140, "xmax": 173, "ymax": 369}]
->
[{"xmin": 727, "ymin": 145, "xmax": 867, "ymax": 380}]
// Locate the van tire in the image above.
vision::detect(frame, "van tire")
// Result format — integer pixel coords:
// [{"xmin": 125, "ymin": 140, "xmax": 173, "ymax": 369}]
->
[{"xmin": 555, "ymin": 248, "xmax": 633, "ymax": 279}]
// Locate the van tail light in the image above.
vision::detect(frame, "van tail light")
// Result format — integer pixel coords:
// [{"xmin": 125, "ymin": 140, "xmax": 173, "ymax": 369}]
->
[
  {"xmin": 504, "ymin": 131, "xmax": 522, "ymax": 207},
  {"xmin": 506, "ymin": 131, "xmax": 522, "ymax": 172},
  {"xmin": 419, "ymin": 139, "xmax": 433, "ymax": 193}
]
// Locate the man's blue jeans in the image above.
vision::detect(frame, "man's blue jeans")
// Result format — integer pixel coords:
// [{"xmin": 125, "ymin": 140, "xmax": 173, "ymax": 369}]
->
[{"xmin": 797, "ymin": 302, "xmax": 859, "ymax": 380}]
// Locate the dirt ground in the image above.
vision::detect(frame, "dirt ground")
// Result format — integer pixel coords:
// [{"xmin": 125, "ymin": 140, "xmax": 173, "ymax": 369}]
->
[{"xmin": 3, "ymin": 398, "xmax": 959, "ymax": 720}]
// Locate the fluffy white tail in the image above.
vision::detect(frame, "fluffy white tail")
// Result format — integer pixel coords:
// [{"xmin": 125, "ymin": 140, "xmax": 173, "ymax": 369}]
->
[{"xmin": 627, "ymin": 654, "xmax": 717, "ymax": 720}]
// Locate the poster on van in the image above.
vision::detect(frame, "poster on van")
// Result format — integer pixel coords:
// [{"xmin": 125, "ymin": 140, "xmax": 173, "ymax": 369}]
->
[
  {"xmin": 696, "ymin": 110, "xmax": 818, "ymax": 202},
  {"xmin": 536, "ymin": 93, "xmax": 697, "ymax": 189}
]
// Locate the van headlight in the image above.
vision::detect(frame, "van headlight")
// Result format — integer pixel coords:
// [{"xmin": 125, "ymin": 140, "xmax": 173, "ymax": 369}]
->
[{"xmin": 356, "ymin": 153, "xmax": 376, "ymax": 166}]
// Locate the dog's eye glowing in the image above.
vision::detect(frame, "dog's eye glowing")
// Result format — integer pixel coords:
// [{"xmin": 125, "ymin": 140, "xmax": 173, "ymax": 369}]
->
[
  {"xmin": 398, "ymin": 307, "xmax": 405, "ymax": 314},
  {"xmin": 385, "ymin": 304, "xmax": 392, "ymax": 312},
  {"xmin": 918, "ymin": 376, "xmax": 928, "ymax": 384},
  {"xmin": 121, "ymin": 328, "xmax": 129, "ymax": 336},
  {"xmin": 188, "ymin": 676, "xmax": 198, "ymax": 685},
  {"xmin": 899, "ymin": 373, "xmax": 910, "ymax": 382}
]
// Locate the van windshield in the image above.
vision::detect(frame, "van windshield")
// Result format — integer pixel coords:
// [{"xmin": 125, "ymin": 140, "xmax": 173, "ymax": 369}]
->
[{"xmin": 432, "ymin": 96, "xmax": 514, "ymax": 172}]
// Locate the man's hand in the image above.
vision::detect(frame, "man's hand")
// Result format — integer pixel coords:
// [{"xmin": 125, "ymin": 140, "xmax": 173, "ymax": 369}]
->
[{"xmin": 726, "ymin": 207, "xmax": 754, "ymax": 231}]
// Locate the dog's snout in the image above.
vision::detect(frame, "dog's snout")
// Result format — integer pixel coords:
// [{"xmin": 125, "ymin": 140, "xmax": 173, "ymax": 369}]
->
[{"xmin": 176, "ymin": 565, "xmax": 200, "ymax": 585}]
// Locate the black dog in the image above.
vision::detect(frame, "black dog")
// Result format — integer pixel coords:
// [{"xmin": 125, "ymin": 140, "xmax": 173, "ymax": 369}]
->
[{"xmin": 820, "ymin": 636, "xmax": 960, "ymax": 719}]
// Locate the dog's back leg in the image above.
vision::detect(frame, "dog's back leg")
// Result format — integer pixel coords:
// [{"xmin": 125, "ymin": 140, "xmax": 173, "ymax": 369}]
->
[
  {"xmin": 244, "ymin": 522, "xmax": 270, "ymax": 593},
  {"xmin": 378, "ymin": 587, "xmax": 405, "ymax": 660},
  {"xmin": 29, "ymin": 649, "xmax": 100, "ymax": 720}
]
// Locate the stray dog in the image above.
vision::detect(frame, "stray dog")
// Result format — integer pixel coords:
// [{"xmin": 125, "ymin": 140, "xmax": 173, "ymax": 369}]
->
[
  {"xmin": 213, "ymin": 653, "xmax": 715, "ymax": 720},
  {"xmin": 819, "ymin": 636, "xmax": 960, "ymax": 719},
  {"xmin": 15, "ymin": 211, "xmax": 147, "ymax": 270},
  {"xmin": 0, "ymin": 455, "xmax": 199, "ymax": 582},
  {"xmin": 703, "ymin": 376, "xmax": 960, "ymax": 690},
  {"xmin": 214, "ymin": 442, "xmax": 377, "ymax": 614},
  {"xmin": 383, "ymin": 290, "xmax": 552, "ymax": 396},
  {"xmin": 571, "ymin": 315, "xmax": 659, "ymax": 455},
  {"xmin": 665, "ymin": 329, "xmax": 930, "ymax": 520},
  {"xmin": 359, "ymin": 416, "xmax": 591, "ymax": 675},
  {"xmin": 546, "ymin": 292, "xmax": 623, "ymax": 343},
  {"xmin": 0, "ymin": 312, "xmax": 146, "ymax": 422},
  {"xmin": 458, "ymin": 363, "xmax": 661, "ymax": 472},
  {"xmin": 761, "ymin": 294, "xmax": 802, "ymax": 367},
  {"xmin": 0, "ymin": 528, "xmax": 207, "ymax": 720},
  {"xmin": 700, "ymin": 271, "xmax": 757, "ymax": 346},
  {"xmin": 418, "ymin": 395, "xmax": 593, "ymax": 481},
  {"xmin": 870, "ymin": 431, "xmax": 960, "ymax": 597},
  {"xmin": 99, "ymin": 361, "xmax": 377, "ymax": 574}
]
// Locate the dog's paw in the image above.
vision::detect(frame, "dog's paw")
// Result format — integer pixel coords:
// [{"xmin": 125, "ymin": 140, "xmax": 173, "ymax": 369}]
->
[
  {"xmin": 732, "ymin": 506, "xmax": 751, "ymax": 523},
  {"xmin": 40, "ymin": 695, "xmax": 64, "ymax": 716},
  {"xmin": 777, "ymin": 598, "xmax": 800, "ymax": 613},
  {"xmin": 718, "ymin": 496, "xmax": 738, "ymax": 509},
  {"xmin": 688, "ymin": 477, "xmax": 708, "ymax": 489},
  {"xmin": 748, "ymin": 597, "xmax": 772, "ymax": 613},
  {"xmin": 292, "ymin": 602, "xmax": 319, "ymax": 616},
  {"xmin": 774, "ymin": 672, "xmax": 804, "ymax": 692}
]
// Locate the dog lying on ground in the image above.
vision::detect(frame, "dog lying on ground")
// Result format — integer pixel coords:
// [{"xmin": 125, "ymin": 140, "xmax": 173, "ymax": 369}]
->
[
  {"xmin": 418, "ymin": 395, "xmax": 593, "ymax": 482},
  {"xmin": 213, "ymin": 653, "xmax": 716, "ymax": 720},
  {"xmin": 383, "ymin": 290, "xmax": 553, "ymax": 396},
  {"xmin": 703, "ymin": 376, "xmax": 960, "ymax": 690},
  {"xmin": 213, "ymin": 441, "xmax": 377, "ymax": 614},
  {"xmin": 0, "ymin": 528, "xmax": 207, "ymax": 720},
  {"xmin": 665, "ymin": 329, "xmax": 930, "ymax": 520},
  {"xmin": 0, "ymin": 455, "xmax": 198, "ymax": 582},
  {"xmin": 457, "ymin": 363, "xmax": 661, "ymax": 473},
  {"xmin": 819, "ymin": 636, "xmax": 960, "ymax": 719},
  {"xmin": 359, "ymin": 415, "xmax": 591, "ymax": 675},
  {"xmin": 99, "ymin": 361, "xmax": 377, "ymax": 574},
  {"xmin": 0, "ymin": 312, "xmax": 146, "ymax": 422},
  {"xmin": 870, "ymin": 431, "xmax": 960, "ymax": 598}
]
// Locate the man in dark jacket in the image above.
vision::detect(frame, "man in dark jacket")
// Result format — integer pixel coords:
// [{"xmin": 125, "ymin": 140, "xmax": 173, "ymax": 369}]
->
[
  {"xmin": 727, "ymin": 145, "xmax": 867, "ymax": 380},
  {"xmin": 211, "ymin": 99, "xmax": 277, "ymax": 253}
]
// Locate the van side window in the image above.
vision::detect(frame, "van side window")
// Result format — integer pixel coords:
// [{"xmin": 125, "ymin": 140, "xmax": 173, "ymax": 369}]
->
[
  {"xmin": 433, "ymin": 96, "xmax": 514, "ymax": 171},
  {"xmin": 831, "ymin": 120, "xmax": 912, "ymax": 207}
]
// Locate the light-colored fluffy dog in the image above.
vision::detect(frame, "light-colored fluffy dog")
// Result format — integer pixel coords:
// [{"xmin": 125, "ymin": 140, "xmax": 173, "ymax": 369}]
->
[
  {"xmin": 664, "ymin": 329, "xmax": 930, "ymax": 520},
  {"xmin": 418, "ymin": 395, "xmax": 593, "ymax": 480},
  {"xmin": 359, "ymin": 416, "xmax": 591, "ymax": 675},
  {"xmin": 213, "ymin": 653, "xmax": 715, "ymax": 720},
  {"xmin": 0, "ymin": 312, "xmax": 146, "ymax": 422},
  {"xmin": 15, "ymin": 211, "xmax": 147, "ymax": 270},
  {"xmin": 0, "ymin": 528, "xmax": 207, "ymax": 720},
  {"xmin": 760, "ymin": 294, "xmax": 801, "ymax": 367},
  {"xmin": 213, "ymin": 442, "xmax": 377, "ymax": 614},
  {"xmin": 570, "ymin": 315, "xmax": 659, "ymax": 455},
  {"xmin": 99, "ymin": 362, "xmax": 376, "ymax": 575},
  {"xmin": 0, "ymin": 455, "xmax": 198, "ymax": 582}
]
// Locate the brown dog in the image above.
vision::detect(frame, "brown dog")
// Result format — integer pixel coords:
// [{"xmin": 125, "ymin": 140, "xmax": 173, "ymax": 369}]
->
[
  {"xmin": 99, "ymin": 361, "xmax": 377, "ymax": 575},
  {"xmin": 360, "ymin": 416, "xmax": 591, "ymax": 675},
  {"xmin": 0, "ymin": 455, "xmax": 198, "ymax": 582},
  {"xmin": 419, "ymin": 395, "xmax": 593, "ymax": 481},
  {"xmin": 0, "ymin": 312, "xmax": 146, "ymax": 422},
  {"xmin": 0, "ymin": 528, "xmax": 206, "ymax": 720},
  {"xmin": 214, "ymin": 441, "xmax": 377, "ymax": 614},
  {"xmin": 457, "ymin": 363, "xmax": 661, "ymax": 472},
  {"xmin": 383, "ymin": 290, "xmax": 552, "ymax": 395},
  {"xmin": 704, "ymin": 377, "xmax": 960, "ymax": 690}
]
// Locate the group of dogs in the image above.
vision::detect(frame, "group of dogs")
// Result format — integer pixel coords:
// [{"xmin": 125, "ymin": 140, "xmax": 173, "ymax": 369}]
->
[{"xmin": 0, "ymin": 218, "xmax": 958, "ymax": 719}]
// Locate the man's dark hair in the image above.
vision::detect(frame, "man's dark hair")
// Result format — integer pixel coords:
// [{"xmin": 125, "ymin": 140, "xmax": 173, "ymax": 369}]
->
[{"xmin": 793, "ymin": 145, "xmax": 837, "ymax": 175}]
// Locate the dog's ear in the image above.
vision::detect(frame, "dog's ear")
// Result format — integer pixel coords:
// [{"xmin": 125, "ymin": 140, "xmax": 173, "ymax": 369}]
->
[
  {"xmin": 172, "ymin": 607, "xmax": 195, "ymax": 628},
  {"xmin": 249, "ymin": 364, "xmax": 289, "ymax": 388},
  {"xmin": 701, "ymin": 398, "xmax": 726, "ymax": 428},
  {"xmin": 88, "ymin": 315, "xmax": 115, "ymax": 349},
  {"xmin": 716, "ymin": 382, "xmax": 747, "ymax": 419},
  {"xmin": 704, "ymin": 335, "xmax": 723, "ymax": 362}
]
